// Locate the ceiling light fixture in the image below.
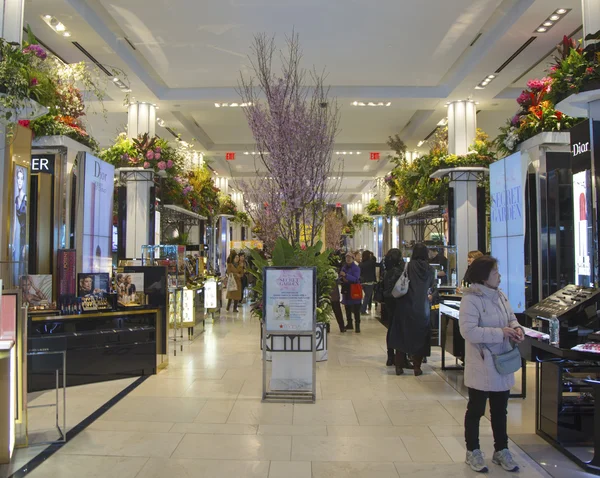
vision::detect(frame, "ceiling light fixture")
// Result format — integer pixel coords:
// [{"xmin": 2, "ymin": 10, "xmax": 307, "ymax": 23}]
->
[
  {"xmin": 42, "ymin": 15, "xmax": 73, "ymax": 37},
  {"xmin": 214, "ymin": 102, "xmax": 252, "ymax": 108},
  {"xmin": 351, "ymin": 101, "xmax": 391, "ymax": 107},
  {"xmin": 476, "ymin": 73, "xmax": 497, "ymax": 89},
  {"xmin": 62, "ymin": 32, "xmax": 71, "ymax": 37},
  {"xmin": 437, "ymin": 118, "xmax": 448, "ymax": 126},
  {"xmin": 417, "ymin": 141, "xmax": 424, "ymax": 147},
  {"xmin": 535, "ymin": 8, "xmax": 570, "ymax": 34}
]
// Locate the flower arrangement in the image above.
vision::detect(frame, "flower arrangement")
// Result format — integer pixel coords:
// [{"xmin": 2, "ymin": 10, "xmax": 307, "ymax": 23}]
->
[
  {"xmin": 217, "ymin": 193, "xmax": 238, "ymax": 216},
  {"xmin": 546, "ymin": 34, "xmax": 600, "ymax": 105},
  {"xmin": 365, "ymin": 198, "xmax": 384, "ymax": 215},
  {"xmin": 495, "ymin": 76, "xmax": 579, "ymax": 155},
  {"xmin": 351, "ymin": 213, "xmax": 374, "ymax": 227},
  {"xmin": 387, "ymin": 129, "xmax": 494, "ymax": 212},
  {"xmin": 232, "ymin": 211, "xmax": 251, "ymax": 226},
  {"xmin": 342, "ymin": 222, "xmax": 356, "ymax": 236}
]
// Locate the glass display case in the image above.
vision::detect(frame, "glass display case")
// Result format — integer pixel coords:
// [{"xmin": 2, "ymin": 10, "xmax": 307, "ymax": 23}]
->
[
  {"xmin": 402, "ymin": 244, "xmax": 458, "ymax": 289},
  {"xmin": 141, "ymin": 245, "xmax": 187, "ymax": 288}
]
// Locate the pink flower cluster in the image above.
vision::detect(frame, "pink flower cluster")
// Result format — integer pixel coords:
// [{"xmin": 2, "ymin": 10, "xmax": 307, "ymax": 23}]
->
[
  {"xmin": 526, "ymin": 77, "xmax": 552, "ymax": 93},
  {"xmin": 23, "ymin": 44, "xmax": 47, "ymax": 60},
  {"xmin": 145, "ymin": 147, "xmax": 161, "ymax": 161}
]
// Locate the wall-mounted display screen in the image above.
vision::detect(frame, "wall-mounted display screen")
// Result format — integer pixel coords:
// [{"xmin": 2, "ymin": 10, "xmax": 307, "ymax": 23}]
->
[
  {"xmin": 573, "ymin": 170, "xmax": 592, "ymax": 286},
  {"xmin": 79, "ymin": 154, "xmax": 114, "ymax": 274}
]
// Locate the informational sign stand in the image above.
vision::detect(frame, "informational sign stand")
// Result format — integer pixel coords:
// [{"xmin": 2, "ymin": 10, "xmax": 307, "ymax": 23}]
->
[
  {"xmin": 262, "ymin": 267, "xmax": 316, "ymax": 403},
  {"xmin": 204, "ymin": 277, "xmax": 218, "ymax": 323}
]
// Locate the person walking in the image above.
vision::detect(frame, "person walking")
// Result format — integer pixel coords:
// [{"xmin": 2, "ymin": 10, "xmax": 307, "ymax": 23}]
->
[
  {"xmin": 459, "ymin": 256, "xmax": 524, "ymax": 473},
  {"xmin": 389, "ymin": 243, "xmax": 436, "ymax": 376},
  {"xmin": 382, "ymin": 248, "xmax": 404, "ymax": 366},
  {"xmin": 360, "ymin": 250, "xmax": 377, "ymax": 315},
  {"xmin": 225, "ymin": 251, "xmax": 243, "ymax": 312},
  {"xmin": 340, "ymin": 253, "xmax": 362, "ymax": 332}
]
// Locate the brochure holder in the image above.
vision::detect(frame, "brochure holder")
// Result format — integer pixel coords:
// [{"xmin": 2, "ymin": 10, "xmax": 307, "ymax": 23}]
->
[{"xmin": 261, "ymin": 266, "xmax": 317, "ymax": 403}]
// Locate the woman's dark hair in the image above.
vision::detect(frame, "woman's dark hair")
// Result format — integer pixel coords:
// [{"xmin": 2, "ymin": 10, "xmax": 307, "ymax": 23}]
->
[
  {"xmin": 384, "ymin": 248, "xmax": 402, "ymax": 269},
  {"xmin": 411, "ymin": 243, "xmax": 429, "ymax": 261},
  {"xmin": 226, "ymin": 251, "xmax": 238, "ymax": 264},
  {"xmin": 361, "ymin": 250, "xmax": 372, "ymax": 262},
  {"xmin": 465, "ymin": 256, "xmax": 498, "ymax": 284}
]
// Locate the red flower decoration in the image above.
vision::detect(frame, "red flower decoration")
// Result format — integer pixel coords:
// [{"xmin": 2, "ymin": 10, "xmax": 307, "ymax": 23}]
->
[{"xmin": 18, "ymin": 120, "xmax": 31, "ymax": 129}]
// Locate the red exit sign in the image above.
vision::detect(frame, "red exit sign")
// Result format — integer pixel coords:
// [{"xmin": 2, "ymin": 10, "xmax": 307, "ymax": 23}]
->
[
  {"xmin": 226, "ymin": 152, "xmax": 236, "ymax": 161},
  {"xmin": 336, "ymin": 203, "xmax": 342, "ymax": 208},
  {"xmin": 370, "ymin": 152, "xmax": 380, "ymax": 160}
]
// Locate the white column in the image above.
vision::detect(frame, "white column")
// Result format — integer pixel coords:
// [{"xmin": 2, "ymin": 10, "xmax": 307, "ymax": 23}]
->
[
  {"xmin": 121, "ymin": 169, "xmax": 155, "ymax": 258},
  {"xmin": 406, "ymin": 151, "xmax": 420, "ymax": 164},
  {"xmin": 582, "ymin": 0, "xmax": 600, "ymax": 47},
  {"xmin": 448, "ymin": 100, "xmax": 478, "ymax": 277},
  {"xmin": 127, "ymin": 102, "xmax": 156, "ymax": 139},
  {"xmin": 448, "ymin": 100, "xmax": 477, "ymax": 156}
]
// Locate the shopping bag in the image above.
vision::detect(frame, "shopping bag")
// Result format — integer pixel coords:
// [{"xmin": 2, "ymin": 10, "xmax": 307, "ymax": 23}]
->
[
  {"xmin": 226, "ymin": 273, "xmax": 238, "ymax": 292},
  {"xmin": 350, "ymin": 283, "xmax": 363, "ymax": 300},
  {"xmin": 391, "ymin": 267, "xmax": 410, "ymax": 298}
]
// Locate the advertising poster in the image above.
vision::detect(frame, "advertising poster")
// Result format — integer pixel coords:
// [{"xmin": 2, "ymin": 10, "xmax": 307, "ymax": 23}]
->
[
  {"xmin": 264, "ymin": 267, "xmax": 316, "ymax": 332},
  {"xmin": 57, "ymin": 249, "xmax": 76, "ymax": 299},
  {"xmin": 117, "ymin": 272, "xmax": 144, "ymax": 301},
  {"xmin": 22, "ymin": 275, "xmax": 52, "ymax": 307},
  {"xmin": 77, "ymin": 273, "xmax": 110, "ymax": 297},
  {"xmin": 11, "ymin": 164, "xmax": 28, "ymax": 285},
  {"xmin": 573, "ymin": 170, "xmax": 592, "ymax": 286},
  {"xmin": 81, "ymin": 154, "xmax": 114, "ymax": 274}
]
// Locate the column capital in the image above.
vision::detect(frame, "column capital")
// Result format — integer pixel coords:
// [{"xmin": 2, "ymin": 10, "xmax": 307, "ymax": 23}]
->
[{"xmin": 127, "ymin": 102, "xmax": 157, "ymax": 139}]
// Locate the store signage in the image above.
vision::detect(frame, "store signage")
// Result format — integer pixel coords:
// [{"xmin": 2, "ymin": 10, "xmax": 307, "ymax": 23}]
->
[
  {"xmin": 570, "ymin": 121, "xmax": 591, "ymax": 163},
  {"xmin": 30, "ymin": 155, "xmax": 54, "ymax": 174},
  {"xmin": 335, "ymin": 203, "xmax": 341, "ymax": 208},
  {"xmin": 264, "ymin": 267, "xmax": 316, "ymax": 333},
  {"xmin": 204, "ymin": 279, "xmax": 217, "ymax": 309},
  {"xmin": 225, "ymin": 152, "xmax": 236, "ymax": 161},
  {"xmin": 57, "ymin": 249, "xmax": 77, "ymax": 299},
  {"xmin": 370, "ymin": 152, "xmax": 380, "ymax": 160}
]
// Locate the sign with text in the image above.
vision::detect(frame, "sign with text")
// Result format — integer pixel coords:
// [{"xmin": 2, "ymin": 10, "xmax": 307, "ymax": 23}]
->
[
  {"xmin": 225, "ymin": 152, "xmax": 236, "ymax": 161},
  {"xmin": 31, "ymin": 155, "xmax": 55, "ymax": 174},
  {"xmin": 370, "ymin": 152, "xmax": 380, "ymax": 161},
  {"xmin": 204, "ymin": 279, "xmax": 218, "ymax": 309},
  {"xmin": 264, "ymin": 267, "xmax": 316, "ymax": 333}
]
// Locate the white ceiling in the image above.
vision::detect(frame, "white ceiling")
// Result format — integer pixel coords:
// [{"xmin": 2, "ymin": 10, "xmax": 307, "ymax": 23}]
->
[{"xmin": 25, "ymin": 0, "xmax": 584, "ymax": 202}]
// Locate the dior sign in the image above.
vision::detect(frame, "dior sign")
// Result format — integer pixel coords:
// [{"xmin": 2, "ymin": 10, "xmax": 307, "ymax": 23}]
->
[
  {"xmin": 571, "ymin": 120, "xmax": 592, "ymax": 167},
  {"xmin": 573, "ymin": 141, "xmax": 590, "ymax": 157}
]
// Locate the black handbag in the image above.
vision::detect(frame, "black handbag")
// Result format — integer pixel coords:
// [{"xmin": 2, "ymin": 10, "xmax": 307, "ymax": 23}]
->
[
  {"xmin": 374, "ymin": 280, "xmax": 384, "ymax": 303},
  {"xmin": 341, "ymin": 283, "xmax": 350, "ymax": 295}
]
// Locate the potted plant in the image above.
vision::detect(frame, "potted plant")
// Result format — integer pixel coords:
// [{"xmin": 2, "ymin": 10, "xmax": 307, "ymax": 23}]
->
[{"xmin": 249, "ymin": 237, "xmax": 336, "ymax": 361}]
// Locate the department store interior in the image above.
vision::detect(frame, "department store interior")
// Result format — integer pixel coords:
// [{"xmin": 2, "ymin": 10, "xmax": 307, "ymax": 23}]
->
[{"xmin": 1, "ymin": 0, "xmax": 600, "ymax": 477}]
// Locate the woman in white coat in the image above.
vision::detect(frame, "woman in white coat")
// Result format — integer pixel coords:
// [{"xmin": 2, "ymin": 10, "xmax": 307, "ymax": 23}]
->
[{"xmin": 459, "ymin": 256, "xmax": 524, "ymax": 473}]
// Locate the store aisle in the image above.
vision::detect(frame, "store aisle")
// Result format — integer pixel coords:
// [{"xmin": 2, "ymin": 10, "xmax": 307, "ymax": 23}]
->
[{"xmin": 10, "ymin": 305, "xmax": 594, "ymax": 478}]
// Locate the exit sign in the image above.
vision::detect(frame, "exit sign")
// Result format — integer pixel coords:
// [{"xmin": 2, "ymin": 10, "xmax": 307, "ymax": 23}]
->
[
  {"xmin": 226, "ymin": 152, "xmax": 236, "ymax": 161},
  {"xmin": 336, "ymin": 203, "xmax": 341, "ymax": 208},
  {"xmin": 370, "ymin": 152, "xmax": 380, "ymax": 160}
]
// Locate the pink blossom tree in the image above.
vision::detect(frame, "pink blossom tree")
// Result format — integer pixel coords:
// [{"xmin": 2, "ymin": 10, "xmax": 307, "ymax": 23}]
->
[{"xmin": 236, "ymin": 32, "xmax": 342, "ymax": 249}]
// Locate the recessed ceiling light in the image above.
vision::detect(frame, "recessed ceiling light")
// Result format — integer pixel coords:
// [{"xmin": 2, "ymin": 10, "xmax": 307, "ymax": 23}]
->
[
  {"xmin": 536, "ymin": 27, "xmax": 547, "ymax": 33},
  {"xmin": 55, "ymin": 22, "xmax": 66, "ymax": 32},
  {"xmin": 543, "ymin": 21, "xmax": 553, "ymax": 27},
  {"xmin": 386, "ymin": 102, "xmax": 392, "ymax": 106},
  {"xmin": 549, "ymin": 14, "xmax": 560, "ymax": 20},
  {"xmin": 356, "ymin": 152, "xmax": 361, "ymax": 155},
  {"xmin": 44, "ymin": 14, "xmax": 52, "ymax": 19},
  {"xmin": 417, "ymin": 141, "xmax": 424, "ymax": 147},
  {"xmin": 487, "ymin": 75, "xmax": 496, "ymax": 79},
  {"xmin": 556, "ymin": 8, "xmax": 567, "ymax": 14},
  {"xmin": 215, "ymin": 103, "xmax": 220, "ymax": 108},
  {"xmin": 62, "ymin": 32, "xmax": 71, "ymax": 37}
]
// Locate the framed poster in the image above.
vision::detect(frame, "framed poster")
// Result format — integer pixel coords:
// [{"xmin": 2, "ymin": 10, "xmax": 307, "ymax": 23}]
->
[
  {"xmin": 57, "ymin": 249, "xmax": 76, "ymax": 299},
  {"xmin": 77, "ymin": 273, "xmax": 110, "ymax": 297},
  {"xmin": 204, "ymin": 278, "xmax": 217, "ymax": 309},
  {"xmin": 117, "ymin": 272, "xmax": 144, "ymax": 301},
  {"xmin": 22, "ymin": 275, "xmax": 52, "ymax": 306},
  {"xmin": 11, "ymin": 164, "xmax": 28, "ymax": 285},
  {"xmin": 263, "ymin": 267, "xmax": 316, "ymax": 333}
]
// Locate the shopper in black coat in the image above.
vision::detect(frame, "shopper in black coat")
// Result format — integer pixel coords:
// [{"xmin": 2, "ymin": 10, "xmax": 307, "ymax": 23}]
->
[
  {"xmin": 360, "ymin": 250, "xmax": 377, "ymax": 314},
  {"xmin": 382, "ymin": 248, "xmax": 404, "ymax": 366},
  {"xmin": 389, "ymin": 243, "xmax": 436, "ymax": 376}
]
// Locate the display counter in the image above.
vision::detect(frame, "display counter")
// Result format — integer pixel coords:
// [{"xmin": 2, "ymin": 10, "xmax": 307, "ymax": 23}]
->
[
  {"xmin": 27, "ymin": 308, "xmax": 158, "ymax": 392},
  {"xmin": 531, "ymin": 340, "xmax": 600, "ymax": 475}
]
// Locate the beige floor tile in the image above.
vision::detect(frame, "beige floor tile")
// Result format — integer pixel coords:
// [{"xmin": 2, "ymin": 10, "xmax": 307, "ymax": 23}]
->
[
  {"xmin": 58, "ymin": 430, "xmax": 184, "ymax": 457},
  {"xmin": 171, "ymin": 434, "xmax": 292, "ymax": 461},
  {"xmin": 137, "ymin": 457, "xmax": 269, "ymax": 478},
  {"xmin": 352, "ymin": 399, "xmax": 393, "ymax": 426},
  {"xmin": 170, "ymin": 422, "xmax": 258, "ymax": 434},
  {"xmin": 382, "ymin": 401, "xmax": 460, "ymax": 427},
  {"xmin": 327, "ymin": 425, "xmax": 434, "ymax": 438},
  {"xmin": 394, "ymin": 462, "xmax": 488, "ymax": 478},
  {"xmin": 25, "ymin": 455, "xmax": 148, "ymax": 478},
  {"xmin": 312, "ymin": 461, "xmax": 400, "ymax": 478},
  {"xmin": 293, "ymin": 400, "xmax": 358, "ymax": 426},
  {"xmin": 194, "ymin": 399, "xmax": 236, "ymax": 423},
  {"xmin": 292, "ymin": 436, "xmax": 411, "ymax": 462},
  {"xmin": 156, "ymin": 368, "xmax": 227, "ymax": 380},
  {"xmin": 320, "ymin": 380, "xmax": 406, "ymax": 400},
  {"xmin": 401, "ymin": 436, "xmax": 453, "ymax": 463},
  {"xmin": 227, "ymin": 400, "xmax": 294, "ymax": 425},
  {"xmin": 183, "ymin": 379, "xmax": 244, "ymax": 399},
  {"xmin": 429, "ymin": 424, "xmax": 492, "ymax": 438},
  {"xmin": 101, "ymin": 396, "xmax": 206, "ymax": 423},
  {"xmin": 258, "ymin": 424, "xmax": 327, "ymax": 436},
  {"xmin": 128, "ymin": 377, "xmax": 194, "ymax": 397},
  {"xmin": 268, "ymin": 461, "xmax": 312, "ymax": 478},
  {"xmin": 88, "ymin": 420, "xmax": 174, "ymax": 433},
  {"xmin": 436, "ymin": 436, "xmax": 468, "ymax": 462}
]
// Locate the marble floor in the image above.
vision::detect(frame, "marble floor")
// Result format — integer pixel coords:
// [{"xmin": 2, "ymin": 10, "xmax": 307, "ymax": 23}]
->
[{"xmin": 6, "ymin": 306, "xmax": 599, "ymax": 478}]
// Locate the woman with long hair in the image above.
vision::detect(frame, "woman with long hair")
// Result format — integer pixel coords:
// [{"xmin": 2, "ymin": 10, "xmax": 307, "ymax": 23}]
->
[
  {"xmin": 382, "ymin": 248, "xmax": 404, "ymax": 366},
  {"xmin": 340, "ymin": 253, "xmax": 362, "ymax": 332},
  {"xmin": 389, "ymin": 243, "xmax": 436, "ymax": 376}
]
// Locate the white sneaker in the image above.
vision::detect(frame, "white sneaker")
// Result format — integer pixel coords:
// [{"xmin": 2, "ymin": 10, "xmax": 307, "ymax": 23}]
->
[
  {"xmin": 466, "ymin": 449, "xmax": 488, "ymax": 473},
  {"xmin": 493, "ymin": 448, "xmax": 519, "ymax": 472}
]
